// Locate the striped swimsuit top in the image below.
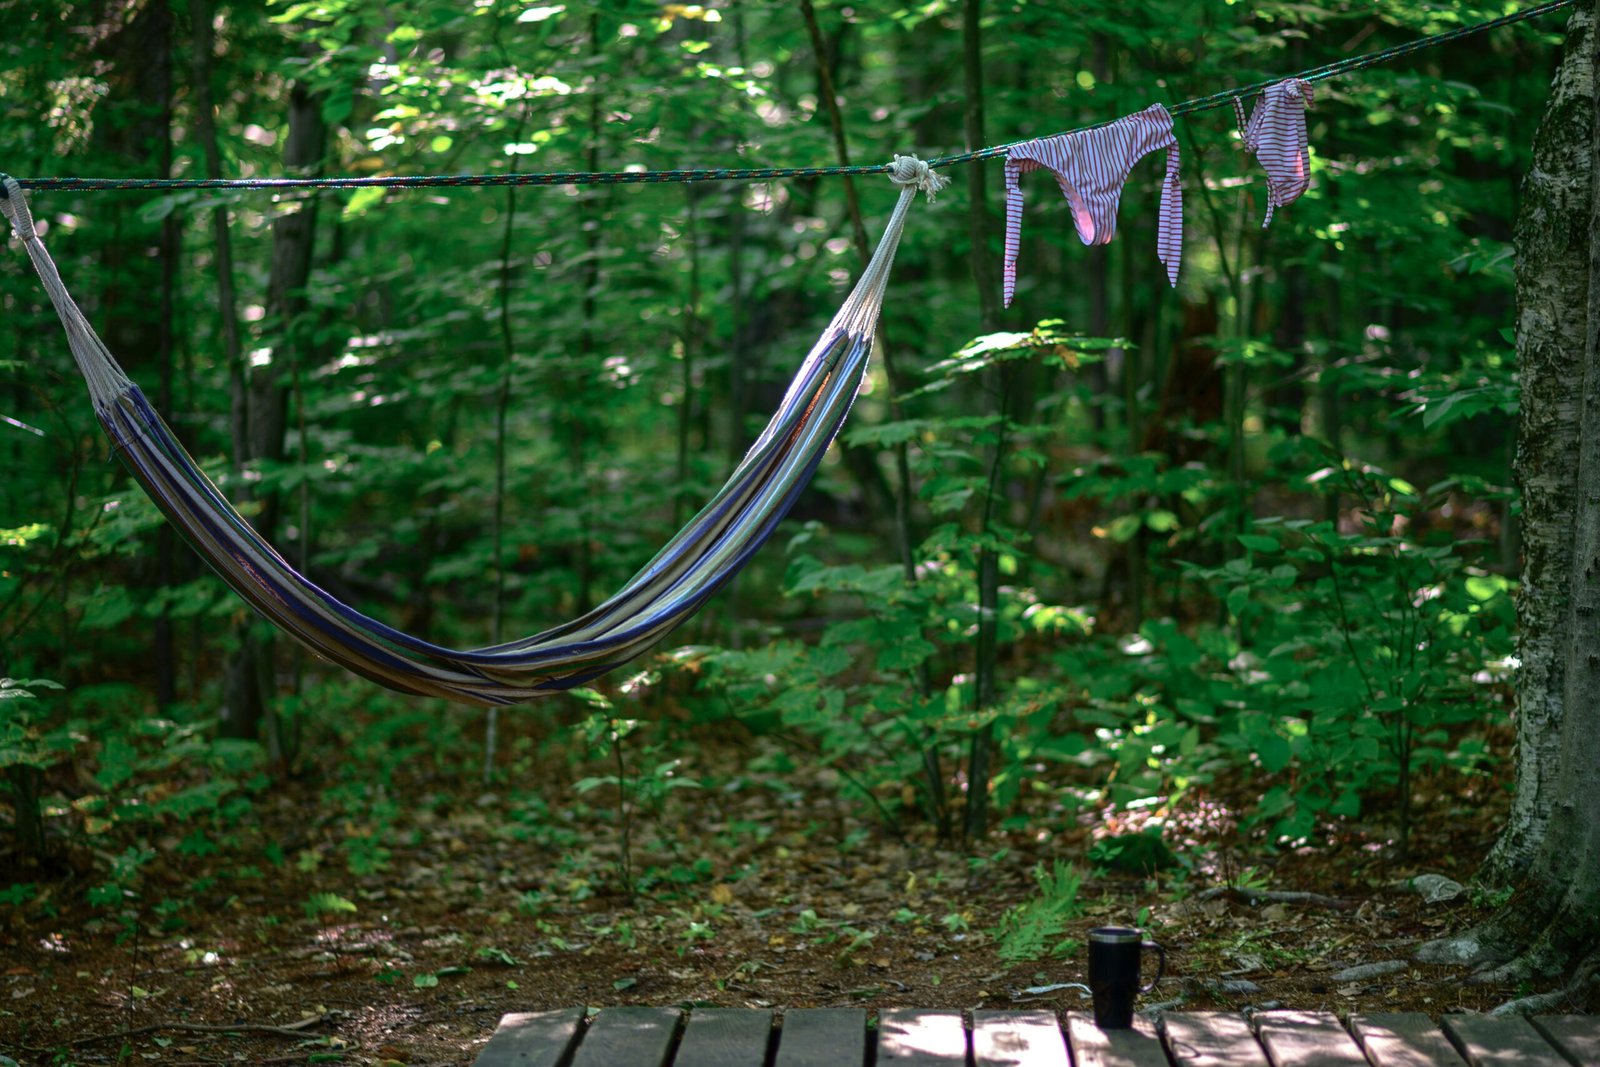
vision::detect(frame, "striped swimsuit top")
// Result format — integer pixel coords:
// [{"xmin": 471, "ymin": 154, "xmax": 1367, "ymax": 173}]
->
[
  {"xmin": 1234, "ymin": 79, "xmax": 1315, "ymax": 227},
  {"xmin": 1002, "ymin": 103, "xmax": 1183, "ymax": 308}
]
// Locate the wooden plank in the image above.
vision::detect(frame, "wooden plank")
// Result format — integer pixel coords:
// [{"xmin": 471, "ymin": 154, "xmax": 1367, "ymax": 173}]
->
[
  {"xmin": 1442, "ymin": 1014, "xmax": 1572, "ymax": 1067},
  {"xmin": 1065, "ymin": 1011, "xmax": 1170, "ymax": 1067},
  {"xmin": 671, "ymin": 1008, "xmax": 774, "ymax": 1066},
  {"xmin": 971, "ymin": 1010, "xmax": 1069, "ymax": 1067},
  {"xmin": 773, "ymin": 1008, "xmax": 867, "ymax": 1067},
  {"xmin": 1532, "ymin": 1015, "xmax": 1600, "ymax": 1067},
  {"xmin": 569, "ymin": 1006, "xmax": 682, "ymax": 1067},
  {"xmin": 877, "ymin": 1009, "xmax": 968, "ymax": 1066},
  {"xmin": 475, "ymin": 1008, "xmax": 586, "ymax": 1067},
  {"xmin": 1163, "ymin": 1012, "xmax": 1272, "ymax": 1067},
  {"xmin": 1253, "ymin": 1011, "xmax": 1368, "ymax": 1067},
  {"xmin": 1350, "ymin": 1013, "xmax": 1467, "ymax": 1066}
]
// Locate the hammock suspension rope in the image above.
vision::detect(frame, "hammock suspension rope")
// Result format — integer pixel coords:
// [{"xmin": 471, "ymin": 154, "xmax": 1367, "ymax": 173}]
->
[{"xmin": 0, "ymin": 162, "xmax": 944, "ymax": 706}]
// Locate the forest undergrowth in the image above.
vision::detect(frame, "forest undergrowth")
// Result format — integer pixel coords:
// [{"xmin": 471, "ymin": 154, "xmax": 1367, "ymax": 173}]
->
[{"xmin": 3, "ymin": 680, "xmax": 1592, "ymax": 1067}]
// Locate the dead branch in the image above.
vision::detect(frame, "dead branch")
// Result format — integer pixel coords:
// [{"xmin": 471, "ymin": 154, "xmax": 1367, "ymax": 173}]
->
[
  {"xmin": 47, "ymin": 1013, "xmax": 332, "ymax": 1047},
  {"xmin": 1195, "ymin": 886, "xmax": 1359, "ymax": 911}
]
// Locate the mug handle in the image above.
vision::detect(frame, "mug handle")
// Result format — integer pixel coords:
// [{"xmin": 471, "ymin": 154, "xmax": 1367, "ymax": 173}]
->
[{"xmin": 1139, "ymin": 941, "xmax": 1166, "ymax": 994}]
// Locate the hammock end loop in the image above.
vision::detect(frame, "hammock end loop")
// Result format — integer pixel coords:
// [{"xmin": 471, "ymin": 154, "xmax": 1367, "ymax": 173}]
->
[
  {"xmin": 887, "ymin": 154, "xmax": 949, "ymax": 201},
  {"xmin": 0, "ymin": 175, "xmax": 38, "ymax": 242}
]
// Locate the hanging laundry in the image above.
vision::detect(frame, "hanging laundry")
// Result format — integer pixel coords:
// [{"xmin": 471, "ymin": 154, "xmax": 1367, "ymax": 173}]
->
[
  {"xmin": 1002, "ymin": 103, "xmax": 1183, "ymax": 307},
  {"xmin": 1233, "ymin": 79, "xmax": 1315, "ymax": 227}
]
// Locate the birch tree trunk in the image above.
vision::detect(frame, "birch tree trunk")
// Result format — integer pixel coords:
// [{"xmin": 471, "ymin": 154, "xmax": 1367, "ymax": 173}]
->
[
  {"xmin": 1476, "ymin": 1, "xmax": 1597, "ymax": 888},
  {"xmin": 1419, "ymin": 1, "xmax": 1600, "ymax": 987}
]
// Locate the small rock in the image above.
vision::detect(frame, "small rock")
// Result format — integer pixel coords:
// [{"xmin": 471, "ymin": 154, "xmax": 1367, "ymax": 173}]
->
[
  {"xmin": 1216, "ymin": 979, "xmax": 1262, "ymax": 994},
  {"xmin": 1415, "ymin": 933, "xmax": 1482, "ymax": 965},
  {"xmin": 1407, "ymin": 874, "xmax": 1464, "ymax": 903},
  {"xmin": 1331, "ymin": 960, "xmax": 1407, "ymax": 982}
]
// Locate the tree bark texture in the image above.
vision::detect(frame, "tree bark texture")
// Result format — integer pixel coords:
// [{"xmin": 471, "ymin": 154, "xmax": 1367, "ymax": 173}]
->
[
  {"xmin": 1481, "ymin": 1, "xmax": 1596, "ymax": 888},
  {"xmin": 1421, "ymin": 2, "xmax": 1600, "ymax": 987},
  {"xmin": 1507, "ymin": 0, "xmax": 1600, "ymax": 975}
]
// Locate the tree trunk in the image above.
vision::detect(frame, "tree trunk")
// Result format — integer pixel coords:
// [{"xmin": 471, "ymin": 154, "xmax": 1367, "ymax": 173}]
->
[
  {"xmin": 1419, "ymin": 1, "xmax": 1600, "ymax": 990},
  {"xmin": 7, "ymin": 765, "xmax": 46, "ymax": 861},
  {"xmin": 962, "ymin": 0, "xmax": 1004, "ymax": 843},
  {"xmin": 1482, "ymin": 0, "xmax": 1596, "ymax": 889},
  {"xmin": 153, "ymin": 0, "xmax": 180, "ymax": 710},
  {"xmin": 192, "ymin": 0, "xmax": 249, "ymax": 737},
  {"xmin": 89, "ymin": 0, "xmax": 176, "ymax": 705},
  {"xmin": 220, "ymin": 81, "xmax": 327, "ymax": 741}
]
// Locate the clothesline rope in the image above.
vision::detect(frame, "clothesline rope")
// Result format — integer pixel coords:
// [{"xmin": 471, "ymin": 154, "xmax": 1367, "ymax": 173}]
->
[{"xmin": 0, "ymin": 0, "xmax": 1575, "ymax": 198}]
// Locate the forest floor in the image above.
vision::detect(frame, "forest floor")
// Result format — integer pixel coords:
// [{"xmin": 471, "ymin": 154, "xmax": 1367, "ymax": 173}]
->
[{"xmin": 2, "ymin": 721, "xmax": 1596, "ymax": 1067}]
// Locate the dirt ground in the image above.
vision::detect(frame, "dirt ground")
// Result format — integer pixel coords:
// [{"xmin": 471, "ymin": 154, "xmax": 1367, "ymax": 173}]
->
[{"xmin": 2, "ymin": 728, "xmax": 1596, "ymax": 1067}]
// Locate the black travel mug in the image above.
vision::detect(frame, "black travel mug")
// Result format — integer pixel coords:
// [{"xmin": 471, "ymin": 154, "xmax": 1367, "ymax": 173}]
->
[{"xmin": 1087, "ymin": 926, "xmax": 1165, "ymax": 1028}]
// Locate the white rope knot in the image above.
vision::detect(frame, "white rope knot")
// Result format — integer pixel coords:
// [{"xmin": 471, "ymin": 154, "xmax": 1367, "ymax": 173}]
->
[
  {"xmin": 0, "ymin": 177, "xmax": 38, "ymax": 243},
  {"xmin": 887, "ymin": 154, "xmax": 949, "ymax": 201}
]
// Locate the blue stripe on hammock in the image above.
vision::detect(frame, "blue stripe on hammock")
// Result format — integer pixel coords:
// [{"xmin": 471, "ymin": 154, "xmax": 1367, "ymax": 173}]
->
[{"xmin": 100, "ymin": 327, "xmax": 870, "ymax": 695}]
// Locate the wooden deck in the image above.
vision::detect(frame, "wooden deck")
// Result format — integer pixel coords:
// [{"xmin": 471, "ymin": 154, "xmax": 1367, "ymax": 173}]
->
[{"xmin": 472, "ymin": 1008, "xmax": 1598, "ymax": 1066}]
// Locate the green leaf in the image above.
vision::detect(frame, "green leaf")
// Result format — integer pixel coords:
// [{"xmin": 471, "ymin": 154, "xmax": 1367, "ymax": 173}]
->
[
  {"xmin": 1465, "ymin": 574, "xmax": 1508, "ymax": 601},
  {"xmin": 1104, "ymin": 514, "xmax": 1142, "ymax": 543},
  {"xmin": 343, "ymin": 186, "xmax": 387, "ymax": 219},
  {"xmin": 1257, "ymin": 734, "xmax": 1292, "ymax": 774},
  {"xmin": 569, "ymin": 688, "xmax": 613, "ymax": 712},
  {"xmin": 1145, "ymin": 510, "xmax": 1180, "ymax": 533},
  {"xmin": 1388, "ymin": 477, "xmax": 1419, "ymax": 497},
  {"xmin": 303, "ymin": 891, "xmax": 358, "ymax": 918},
  {"xmin": 323, "ymin": 93, "xmax": 353, "ymax": 127},
  {"xmin": 1237, "ymin": 534, "xmax": 1280, "ymax": 553},
  {"xmin": 518, "ymin": 5, "xmax": 566, "ymax": 22}
]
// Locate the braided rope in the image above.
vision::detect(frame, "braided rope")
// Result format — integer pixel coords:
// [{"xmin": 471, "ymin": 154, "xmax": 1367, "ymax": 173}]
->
[{"xmin": 0, "ymin": 0, "xmax": 1575, "ymax": 198}]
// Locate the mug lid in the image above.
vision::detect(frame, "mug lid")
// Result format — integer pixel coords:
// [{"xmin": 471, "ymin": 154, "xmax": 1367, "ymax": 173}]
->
[{"xmin": 1088, "ymin": 926, "xmax": 1141, "ymax": 943}]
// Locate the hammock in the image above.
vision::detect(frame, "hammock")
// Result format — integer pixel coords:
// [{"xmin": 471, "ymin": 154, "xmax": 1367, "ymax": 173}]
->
[{"xmin": 0, "ymin": 163, "xmax": 943, "ymax": 707}]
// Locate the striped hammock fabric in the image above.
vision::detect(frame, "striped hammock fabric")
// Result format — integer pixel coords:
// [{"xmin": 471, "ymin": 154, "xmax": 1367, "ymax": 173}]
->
[{"xmin": 1, "ymin": 167, "xmax": 937, "ymax": 706}]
